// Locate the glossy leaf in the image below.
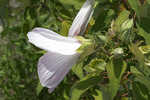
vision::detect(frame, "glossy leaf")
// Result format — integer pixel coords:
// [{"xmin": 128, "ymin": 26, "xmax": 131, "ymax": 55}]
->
[{"xmin": 113, "ymin": 10, "xmax": 130, "ymax": 33}]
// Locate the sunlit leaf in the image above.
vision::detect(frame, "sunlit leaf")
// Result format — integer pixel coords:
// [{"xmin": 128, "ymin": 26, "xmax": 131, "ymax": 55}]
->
[
  {"xmin": 121, "ymin": 19, "xmax": 133, "ymax": 31},
  {"xmin": 112, "ymin": 48, "xmax": 124, "ymax": 55},
  {"xmin": 93, "ymin": 90, "xmax": 103, "ymax": 100},
  {"xmin": 139, "ymin": 45, "xmax": 150, "ymax": 54},
  {"xmin": 60, "ymin": 21, "xmax": 70, "ymax": 36},
  {"xmin": 113, "ymin": 10, "xmax": 130, "ymax": 33},
  {"xmin": 121, "ymin": 97, "xmax": 128, "ymax": 100}
]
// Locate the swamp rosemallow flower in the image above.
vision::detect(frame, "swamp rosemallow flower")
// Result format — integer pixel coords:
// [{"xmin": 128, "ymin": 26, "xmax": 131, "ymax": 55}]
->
[{"xmin": 27, "ymin": 0, "xmax": 95, "ymax": 93}]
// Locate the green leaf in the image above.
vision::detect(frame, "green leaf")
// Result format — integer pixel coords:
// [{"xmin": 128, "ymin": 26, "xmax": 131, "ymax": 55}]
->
[
  {"xmin": 92, "ymin": 4, "xmax": 109, "ymax": 32},
  {"xmin": 70, "ymin": 74, "xmax": 102, "ymax": 100},
  {"xmin": 139, "ymin": 17, "xmax": 150, "ymax": 33},
  {"xmin": 60, "ymin": 21, "xmax": 70, "ymax": 36},
  {"xmin": 121, "ymin": 19, "xmax": 133, "ymax": 32},
  {"xmin": 37, "ymin": 13, "xmax": 49, "ymax": 25},
  {"xmin": 139, "ymin": 45, "xmax": 150, "ymax": 54},
  {"xmin": 106, "ymin": 58, "xmax": 127, "ymax": 100},
  {"xmin": 92, "ymin": 6, "xmax": 115, "ymax": 32},
  {"xmin": 72, "ymin": 62, "xmax": 84, "ymax": 79},
  {"xmin": 114, "ymin": 10, "xmax": 130, "ymax": 33},
  {"xmin": 130, "ymin": 66, "xmax": 142, "ymax": 75},
  {"xmin": 148, "ymin": 0, "xmax": 150, "ymax": 4},
  {"xmin": 59, "ymin": 0, "xmax": 84, "ymax": 9},
  {"xmin": 129, "ymin": 43, "xmax": 145, "ymax": 64},
  {"xmin": 113, "ymin": 11, "xmax": 134, "ymax": 43},
  {"xmin": 93, "ymin": 90, "xmax": 103, "ymax": 100},
  {"xmin": 84, "ymin": 58, "xmax": 106, "ymax": 73},
  {"xmin": 134, "ymin": 74, "xmax": 150, "ymax": 92},
  {"xmin": 97, "ymin": 34, "xmax": 108, "ymax": 44},
  {"xmin": 121, "ymin": 97, "xmax": 128, "ymax": 100},
  {"xmin": 89, "ymin": 17, "xmax": 95, "ymax": 26},
  {"xmin": 112, "ymin": 48, "xmax": 124, "ymax": 55},
  {"xmin": 137, "ymin": 4, "xmax": 150, "ymax": 33},
  {"xmin": 76, "ymin": 36, "xmax": 95, "ymax": 60},
  {"xmin": 115, "ymin": 10, "xmax": 130, "ymax": 27},
  {"xmin": 132, "ymin": 82, "xmax": 149, "ymax": 100},
  {"xmin": 131, "ymin": 66, "xmax": 150, "ymax": 92},
  {"xmin": 129, "ymin": 43, "xmax": 150, "ymax": 76},
  {"xmin": 63, "ymin": 90, "xmax": 70, "ymax": 100},
  {"xmin": 36, "ymin": 81, "xmax": 44, "ymax": 96},
  {"xmin": 128, "ymin": 0, "xmax": 140, "ymax": 16}
]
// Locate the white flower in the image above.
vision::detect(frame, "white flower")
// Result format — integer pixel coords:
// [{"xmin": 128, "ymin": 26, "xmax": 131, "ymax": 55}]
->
[
  {"xmin": 27, "ymin": 0, "xmax": 94, "ymax": 93},
  {"xmin": 28, "ymin": 28, "xmax": 81, "ymax": 55}
]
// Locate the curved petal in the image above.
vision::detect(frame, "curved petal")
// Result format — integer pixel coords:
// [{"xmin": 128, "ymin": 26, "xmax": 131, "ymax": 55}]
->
[
  {"xmin": 32, "ymin": 28, "xmax": 61, "ymax": 36},
  {"xmin": 38, "ymin": 52, "xmax": 80, "ymax": 93},
  {"xmin": 68, "ymin": 0, "xmax": 95, "ymax": 37},
  {"xmin": 27, "ymin": 28, "xmax": 81, "ymax": 55}
]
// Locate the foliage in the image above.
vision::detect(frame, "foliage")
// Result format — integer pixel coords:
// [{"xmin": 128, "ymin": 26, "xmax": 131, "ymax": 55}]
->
[{"xmin": 0, "ymin": 0, "xmax": 150, "ymax": 100}]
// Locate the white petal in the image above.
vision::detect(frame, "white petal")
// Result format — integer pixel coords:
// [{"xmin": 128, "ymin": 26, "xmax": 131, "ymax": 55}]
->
[
  {"xmin": 38, "ymin": 52, "xmax": 80, "ymax": 93},
  {"xmin": 27, "ymin": 28, "xmax": 81, "ymax": 55},
  {"xmin": 32, "ymin": 28, "xmax": 61, "ymax": 36},
  {"xmin": 68, "ymin": 0, "xmax": 94, "ymax": 37}
]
